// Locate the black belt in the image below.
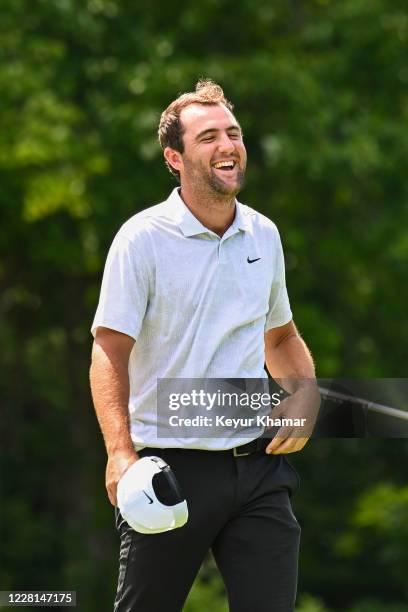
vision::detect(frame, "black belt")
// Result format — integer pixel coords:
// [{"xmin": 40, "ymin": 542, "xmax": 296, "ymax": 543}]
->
[{"xmin": 232, "ymin": 437, "xmax": 269, "ymax": 457}]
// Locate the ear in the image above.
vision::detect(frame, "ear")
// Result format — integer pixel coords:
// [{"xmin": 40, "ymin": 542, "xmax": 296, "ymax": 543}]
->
[{"xmin": 164, "ymin": 147, "xmax": 183, "ymax": 174}]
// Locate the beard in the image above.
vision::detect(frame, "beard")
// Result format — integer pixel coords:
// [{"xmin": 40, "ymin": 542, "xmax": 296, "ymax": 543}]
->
[
  {"xmin": 182, "ymin": 155, "xmax": 246, "ymax": 198},
  {"xmin": 208, "ymin": 167, "xmax": 246, "ymax": 196}
]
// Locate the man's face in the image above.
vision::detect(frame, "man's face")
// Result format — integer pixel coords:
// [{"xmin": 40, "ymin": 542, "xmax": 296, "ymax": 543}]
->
[{"xmin": 174, "ymin": 103, "xmax": 247, "ymax": 197}]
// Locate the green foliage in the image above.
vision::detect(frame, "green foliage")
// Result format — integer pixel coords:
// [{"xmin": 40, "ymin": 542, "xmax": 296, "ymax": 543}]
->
[
  {"xmin": 347, "ymin": 600, "xmax": 408, "ymax": 612},
  {"xmin": 1, "ymin": 0, "xmax": 407, "ymax": 610},
  {"xmin": 335, "ymin": 483, "xmax": 408, "ymax": 595},
  {"xmin": 184, "ymin": 557, "xmax": 228, "ymax": 612},
  {"xmin": 296, "ymin": 594, "xmax": 331, "ymax": 612}
]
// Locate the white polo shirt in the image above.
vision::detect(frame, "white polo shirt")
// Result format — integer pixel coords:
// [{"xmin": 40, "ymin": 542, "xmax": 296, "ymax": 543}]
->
[{"xmin": 91, "ymin": 187, "xmax": 292, "ymax": 450}]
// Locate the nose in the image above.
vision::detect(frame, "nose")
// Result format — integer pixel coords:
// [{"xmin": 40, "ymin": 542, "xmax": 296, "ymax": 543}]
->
[{"xmin": 217, "ymin": 131, "xmax": 236, "ymax": 154}]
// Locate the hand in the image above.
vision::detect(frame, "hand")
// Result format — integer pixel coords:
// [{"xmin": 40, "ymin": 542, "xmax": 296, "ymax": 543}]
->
[
  {"xmin": 106, "ymin": 450, "xmax": 139, "ymax": 506},
  {"xmin": 266, "ymin": 383, "xmax": 321, "ymax": 455}
]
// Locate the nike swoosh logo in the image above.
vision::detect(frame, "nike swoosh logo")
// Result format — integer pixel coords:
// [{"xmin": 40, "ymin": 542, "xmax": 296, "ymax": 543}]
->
[
  {"xmin": 142, "ymin": 490, "xmax": 154, "ymax": 504},
  {"xmin": 247, "ymin": 257, "xmax": 261, "ymax": 264}
]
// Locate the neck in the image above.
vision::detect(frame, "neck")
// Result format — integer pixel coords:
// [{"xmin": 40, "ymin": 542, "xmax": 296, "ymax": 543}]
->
[{"xmin": 179, "ymin": 184, "xmax": 236, "ymax": 237}]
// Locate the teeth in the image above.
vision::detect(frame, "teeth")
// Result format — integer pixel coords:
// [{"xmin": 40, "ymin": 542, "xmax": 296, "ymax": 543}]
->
[{"xmin": 213, "ymin": 160, "xmax": 235, "ymax": 169}]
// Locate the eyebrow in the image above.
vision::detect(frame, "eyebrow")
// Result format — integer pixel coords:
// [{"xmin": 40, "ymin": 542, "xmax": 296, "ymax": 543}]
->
[{"xmin": 195, "ymin": 125, "xmax": 242, "ymax": 141}]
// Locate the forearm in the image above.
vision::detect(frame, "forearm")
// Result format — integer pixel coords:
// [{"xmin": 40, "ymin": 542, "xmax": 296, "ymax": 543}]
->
[
  {"xmin": 264, "ymin": 323, "xmax": 320, "ymax": 453},
  {"xmin": 265, "ymin": 328, "xmax": 316, "ymax": 395},
  {"xmin": 89, "ymin": 343, "xmax": 137, "ymax": 458}
]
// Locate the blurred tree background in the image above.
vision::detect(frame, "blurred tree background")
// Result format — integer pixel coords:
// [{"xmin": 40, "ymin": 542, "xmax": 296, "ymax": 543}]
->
[{"xmin": 1, "ymin": 0, "xmax": 407, "ymax": 610}]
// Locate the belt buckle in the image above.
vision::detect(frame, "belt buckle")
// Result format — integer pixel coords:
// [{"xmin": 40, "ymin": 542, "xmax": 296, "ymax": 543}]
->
[{"xmin": 233, "ymin": 446, "xmax": 250, "ymax": 457}]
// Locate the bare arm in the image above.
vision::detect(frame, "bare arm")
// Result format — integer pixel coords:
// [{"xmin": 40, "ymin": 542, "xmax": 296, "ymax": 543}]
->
[
  {"xmin": 264, "ymin": 320, "xmax": 320, "ymax": 454},
  {"xmin": 90, "ymin": 326, "xmax": 139, "ymax": 506}
]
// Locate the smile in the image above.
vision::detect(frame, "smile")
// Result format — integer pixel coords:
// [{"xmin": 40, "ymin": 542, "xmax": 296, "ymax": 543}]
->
[{"xmin": 212, "ymin": 160, "xmax": 237, "ymax": 171}]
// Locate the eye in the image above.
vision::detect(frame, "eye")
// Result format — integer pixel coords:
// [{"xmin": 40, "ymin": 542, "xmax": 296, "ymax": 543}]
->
[{"xmin": 201, "ymin": 136, "xmax": 215, "ymax": 142}]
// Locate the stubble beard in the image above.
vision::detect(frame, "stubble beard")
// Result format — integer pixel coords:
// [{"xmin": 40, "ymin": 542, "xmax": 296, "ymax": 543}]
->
[
  {"xmin": 208, "ymin": 167, "xmax": 246, "ymax": 198},
  {"xmin": 184, "ymin": 157, "xmax": 246, "ymax": 203}
]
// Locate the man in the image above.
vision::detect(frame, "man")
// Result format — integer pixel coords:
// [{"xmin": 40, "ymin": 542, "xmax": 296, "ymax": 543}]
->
[{"xmin": 90, "ymin": 79, "xmax": 319, "ymax": 612}]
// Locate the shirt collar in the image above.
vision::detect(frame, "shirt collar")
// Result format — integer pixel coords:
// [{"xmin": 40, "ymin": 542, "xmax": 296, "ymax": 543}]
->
[{"xmin": 167, "ymin": 187, "xmax": 248, "ymax": 237}]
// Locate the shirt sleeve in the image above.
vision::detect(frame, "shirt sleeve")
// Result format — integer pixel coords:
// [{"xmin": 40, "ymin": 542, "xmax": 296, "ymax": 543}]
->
[
  {"xmin": 91, "ymin": 232, "xmax": 150, "ymax": 341},
  {"xmin": 264, "ymin": 227, "xmax": 292, "ymax": 331}
]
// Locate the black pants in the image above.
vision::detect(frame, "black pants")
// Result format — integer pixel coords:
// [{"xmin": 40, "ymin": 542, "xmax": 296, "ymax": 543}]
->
[{"xmin": 113, "ymin": 447, "xmax": 301, "ymax": 612}]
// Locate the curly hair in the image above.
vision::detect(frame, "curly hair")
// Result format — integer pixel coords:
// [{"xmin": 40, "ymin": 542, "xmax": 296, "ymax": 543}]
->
[{"xmin": 158, "ymin": 79, "xmax": 234, "ymax": 180}]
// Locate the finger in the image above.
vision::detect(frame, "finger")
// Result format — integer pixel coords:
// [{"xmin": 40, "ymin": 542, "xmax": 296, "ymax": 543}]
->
[
  {"xmin": 265, "ymin": 436, "xmax": 285, "ymax": 453},
  {"xmin": 266, "ymin": 427, "xmax": 294, "ymax": 453},
  {"xmin": 269, "ymin": 403, "xmax": 286, "ymax": 420},
  {"xmin": 270, "ymin": 436, "xmax": 309, "ymax": 455}
]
